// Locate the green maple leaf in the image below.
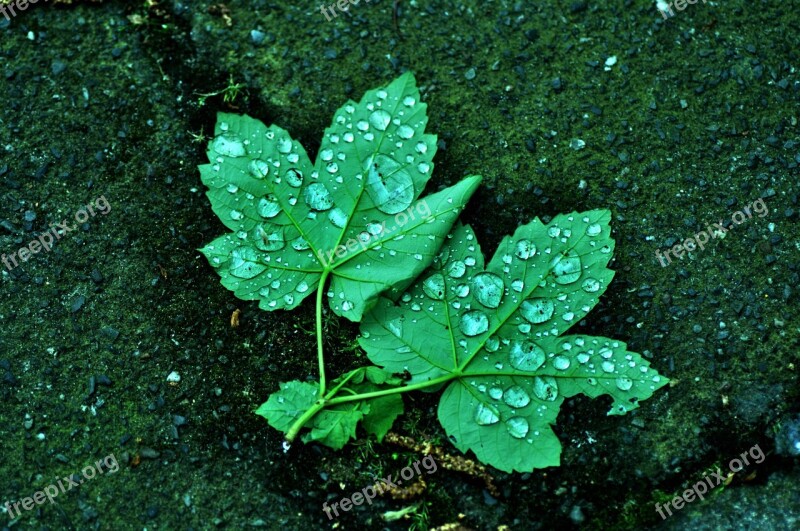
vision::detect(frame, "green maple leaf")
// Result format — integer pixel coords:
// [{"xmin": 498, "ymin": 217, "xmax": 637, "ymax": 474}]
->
[
  {"xmin": 359, "ymin": 212, "xmax": 670, "ymax": 472},
  {"xmin": 256, "ymin": 368, "xmax": 404, "ymax": 449},
  {"xmin": 199, "ymin": 72, "xmax": 481, "ymax": 321}
]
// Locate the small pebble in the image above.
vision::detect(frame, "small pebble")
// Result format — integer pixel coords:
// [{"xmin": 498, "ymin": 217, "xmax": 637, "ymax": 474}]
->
[
  {"xmin": 52, "ymin": 60, "xmax": 67, "ymax": 75},
  {"xmin": 569, "ymin": 138, "xmax": 586, "ymax": 150},
  {"xmin": 250, "ymin": 29, "xmax": 266, "ymax": 45}
]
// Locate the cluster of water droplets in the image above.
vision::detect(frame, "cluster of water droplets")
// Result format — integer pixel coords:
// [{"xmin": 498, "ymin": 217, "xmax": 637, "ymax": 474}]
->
[
  {"xmin": 556, "ymin": 336, "xmax": 662, "ymax": 395},
  {"xmin": 206, "ymin": 121, "xmax": 338, "ymax": 308},
  {"xmin": 325, "ymin": 86, "xmax": 432, "ymax": 216},
  {"xmin": 441, "ymin": 217, "xmax": 618, "ymax": 443}
]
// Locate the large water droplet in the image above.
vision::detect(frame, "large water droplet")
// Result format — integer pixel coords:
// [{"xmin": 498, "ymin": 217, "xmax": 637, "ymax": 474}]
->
[
  {"xmin": 586, "ymin": 223, "xmax": 602, "ymax": 237},
  {"xmin": 291, "ymin": 236, "xmax": 310, "ymax": 251},
  {"xmin": 552, "ymin": 252, "xmax": 582, "ymax": 284},
  {"xmin": 532, "ymin": 376, "xmax": 559, "ymax": 401},
  {"xmin": 454, "ymin": 284, "xmax": 470, "ymax": 298},
  {"xmin": 515, "ymin": 239, "xmax": 536, "ymax": 260},
  {"xmin": 328, "ymin": 207, "xmax": 349, "ymax": 228},
  {"xmin": 447, "ymin": 260, "xmax": 467, "ymax": 278},
  {"xmin": 601, "ymin": 361, "xmax": 616, "ymax": 373},
  {"xmin": 460, "ymin": 311, "xmax": 489, "ymax": 336},
  {"xmin": 230, "ymin": 210, "xmax": 244, "ymax": 221},
  {"xmin": 257, "ymin": 195, "xmax": 281, "ymax": 218},
  {"xmin": 230, "ymin": 246, "xmax": 266, "ymax": 278},
  {"xmin": 368, "ymin": 109, "xmax": 391, "ymax": 131},
  {"xmin": 520, "ymin": 298, "xmax": 555, "ymax": 324},
  {"xmin": 506, "ymin": 417, "xmax": 530, "ymax": 439},
  {"xmin": 212, "ymin": 134, "xmax": 246, "ymax": 157},
  {"xmin": 304, "ymin": 183, "xmax": 334, "ymax": 211},
  {"xmin": 509, "ymin": 341, "xmax": 545, "ymax": 371},
  {"xmin": 472, "ymin": 272, "xmax": 504, "ymax": 309},
  {"xmin": 553, "ymin": 356, "xmax": 571, "ymax": 370},
  {"xmin": 616, "ymin": 377, "xmax": 633, "ymax": 391},
  {"xmin": 277, "ymin": 137, "xmax": 293, "ymax": 154},
  {"xmin": 386, "ymin": 318, "xmax": 403, "ymax": 337},
  {"xmin": 488, "ymin": 386, "xmax": 504, "ymax": 400},
  {"xmin": 474, "ymin": 403, "xmax": 500, "ymax": 425},
  {"xmin": 422, "ymin": 273, "xmax": 446, "ymax": 300},
  {"xmin": 503, "ymin": 385, "xmax": 531, "ymax": 408},
  {"xmin": 286, "ymin": 168, "xmax": 303, "ymax": 187},
  {"xmin": 582, "ymin": 278, "xmax": 601, "ymax": 293},
  {"xmin": 366, "ymin": 221, "xmax": 385, "ymax": 236},
  {"xmin": 296, "ymin": 281, "xmax": 310, "ymax": 293},
  {"xmin": 248, "ymin": 159, "xmax": 269, "ymax": 179},
  {"xmin": 255, "ymin": 225, "xmax": 286, "ymax": 251},
  {"xmin": 484, "ymin": 336, "xmax": 500, "ymax": 352},
  {"xmin": 397, "ymin": 124, "xmax": 414, "ymax": 139},
  {"xmin": 365, "ymin": 154, "xmax": 414, "ymax": 214}
]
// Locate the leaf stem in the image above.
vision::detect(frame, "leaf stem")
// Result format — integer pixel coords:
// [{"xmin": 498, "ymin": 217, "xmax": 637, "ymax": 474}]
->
[
  {"xmin": 316, "ymin": 269, "xmax": 332, "ymax": 396},
  {"xmin": 285, "ymin": 397, "xmax": 327, "ymax": 444},
  {"xmin": 326, "ymin": 374, "xmax": 456, "ymax": 406},
  {"xmin": 284, "ymin": 373, "xmax": 456, "ymax": 444},
  {"xmin": 284, "ymin": 368, "xmax": 363, "ymax": 443}
]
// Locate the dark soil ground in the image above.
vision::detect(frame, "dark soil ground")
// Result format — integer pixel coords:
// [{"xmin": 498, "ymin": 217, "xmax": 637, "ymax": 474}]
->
[{"xmin": 1, "ymin": 0, "xmax": 798, "ymax": 530}]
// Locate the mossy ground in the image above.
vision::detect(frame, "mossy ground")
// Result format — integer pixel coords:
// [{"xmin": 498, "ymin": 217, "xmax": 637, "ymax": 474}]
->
[{"xmin": 0, "ymin": 0, "xmax": 798, "ymax": 530}]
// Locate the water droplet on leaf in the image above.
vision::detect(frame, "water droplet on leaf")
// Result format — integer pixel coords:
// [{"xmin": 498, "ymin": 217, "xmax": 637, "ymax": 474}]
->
[
  {"xmin": 552, "ymin": 252, "xmax": 582, "ymax": 284},
  {"xmin": 460, "ymin": 311, "xmax": 489, "ymax": 336},
  {"xmin": 257, "ymin": 195, "xmax": 281, "ymax": 218},
  {"xmin": 472, "ymin": 272, "xmax": 504, "ymax": 309},
  {"xmin": 509, "ymin": 341, "xmax": 545, "ymax": 371},
  {"xmin": 503, "ymin": 385, "xmax": 531, "ymax": 408},
  {"xmin": 616, "ymin": 377, "xmax": 633, "ymax": 391},
  {"xmin": 328, "ymin": 207, "xmax": 349, "ymax": 228},
  {"xmin": 474, "ymin": 403, "xmax": 500, "ymax": 425},
  {"xmin": 304, "ymin": 183, "xmax": 334, "ymax": 211},
  {"xmin": 506, "ymin": 417, "xmax": 530, "ymax": 438},
  {"xmin": 365, "ymin": 154, "xmax": 414, "ymax": 214},
  {"xmin": 422, "ymin": 273, "xmax": 446, "ymax": 300},
  {"xmin": 212, "ymin": 134, "xmax": 246, "ymax": 157},
  {"xmin": 520, "ymin": 298, "xmax": 555, "ymax": 324},
  {"xmin": 369, "ymin": 109, "xmax": 391, "ymax": 131},
  {"xmin": 532, "ymin": 376, "xmax": 559, "ymax": 401}
]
